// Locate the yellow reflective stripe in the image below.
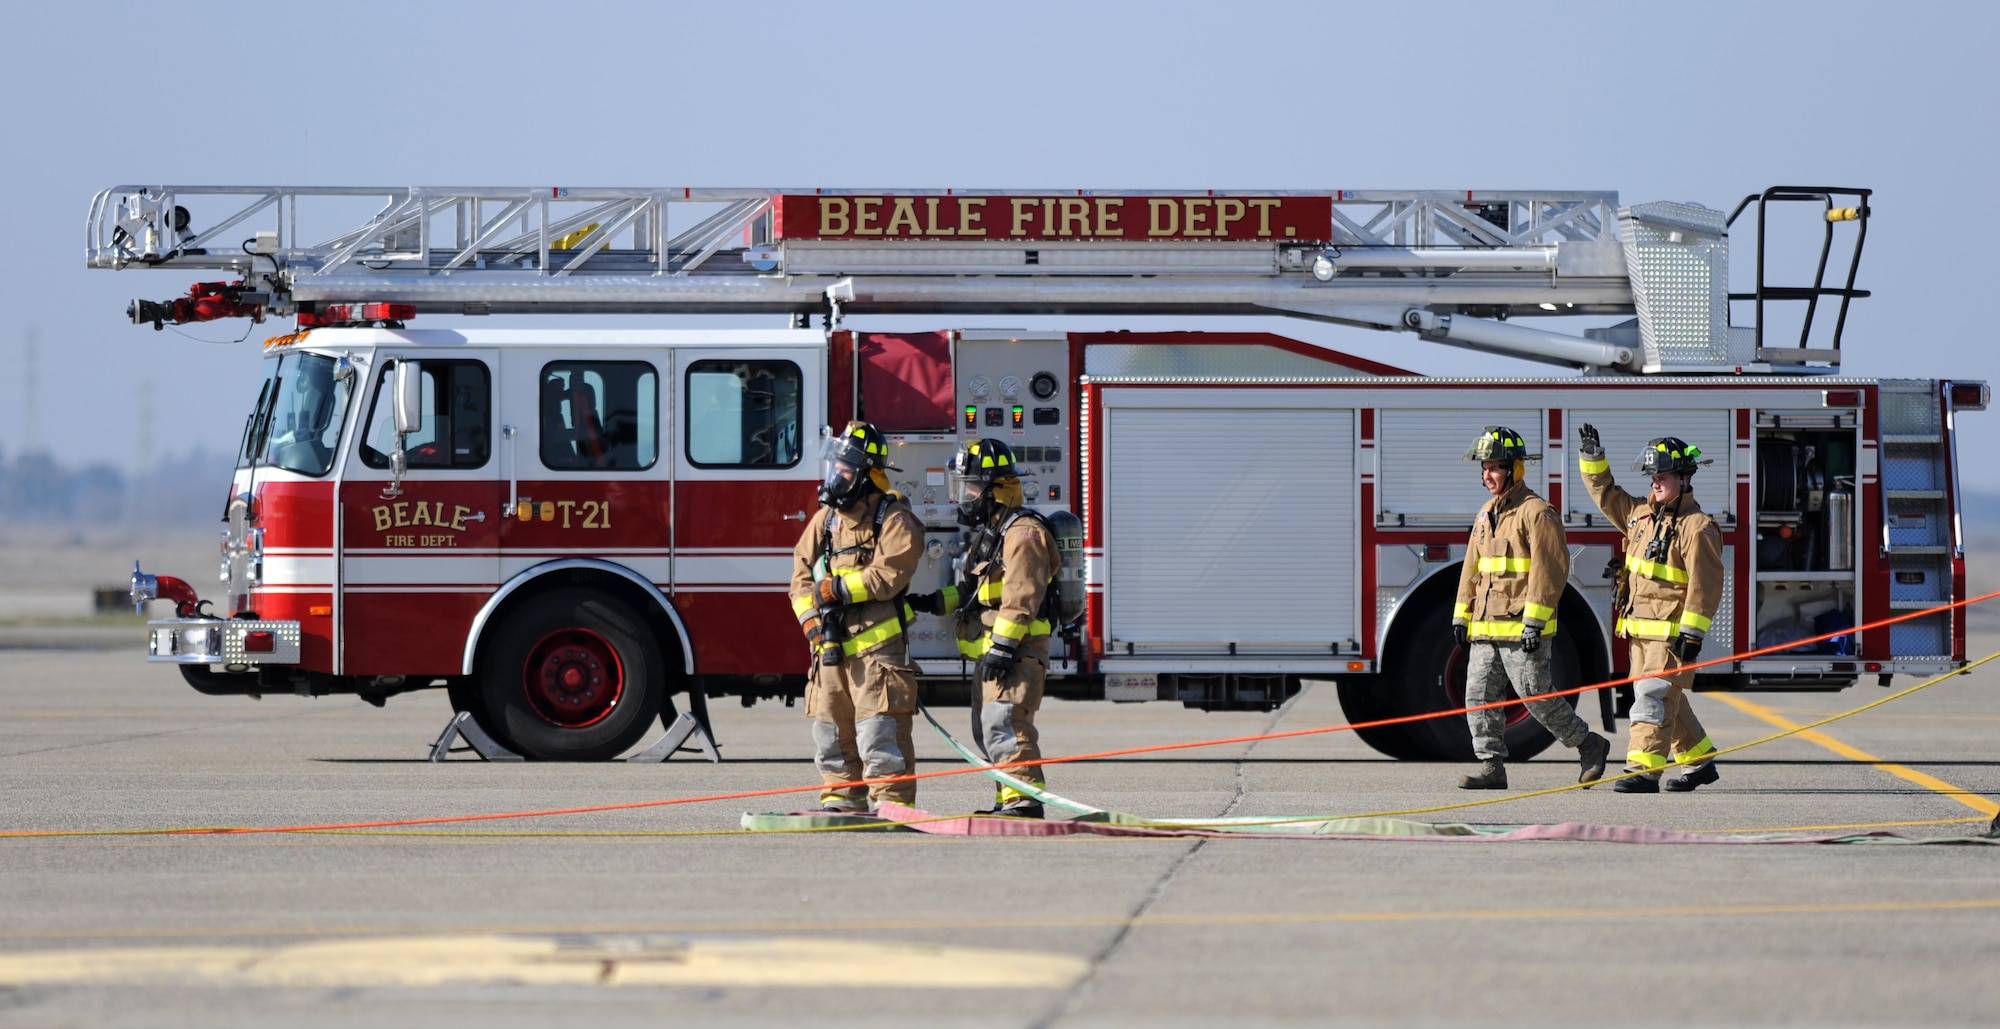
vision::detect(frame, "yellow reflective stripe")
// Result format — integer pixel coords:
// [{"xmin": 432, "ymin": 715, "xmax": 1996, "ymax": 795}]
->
[
  {"xmin": 958, "ymin": 636, "xmax": 989, "ymax": 658},
  {"xmin": 1522, "ymin": 602, "xmax": 1555, "ymax": 623},
  {"xmin": 1476, "ymin": 556, "xmax": 1531, "ymax": 574},
  {"xmin": 840, "ymin": 618, "xmax": 903, "ymax": 655},
  {"xmin": 1453, "ymin": 602, "xmax": 1472, "ymax": 620},
  {"xmin": 791, "ymin": 593, "xmax": 815, "ymax": 617},
  {"xmin": 1680, "ymin": 610, "xmax": 1713, "ymax": 632},
  {"xmin": 1580, "ymin": 454, "xmax": 1610, "ymax": 474},
  {"xmin": 1625, "ymin": 555, "xmax": 1689, "ymax": 584},
  {"xmin": 1675, "ymin": 736, "xmax": 1716, "ymax": 761},
  {"xmin": 993, "ymin": 617, "xmax": 1032, "ymax": 642},
  {"xmin": 838, "ymin": 571, "xmax": 871, "ymax": 602},
  {"xmin": 939, "ymin": 585, "xmax": 961, "ymax": 610},
  {"xmin": 1616, "ymin": 616, "xmax": 1677, "ymax": 639},
  {"xmin": 976, "ymin": 580, "xmax": 1004, "ymax": 604},
  {"xmin": 1626, "ymin": 750, "xmax": 1668, "ymax": 771},
  {"xmin": 997, "ymin": 781, "xmax": 1046, "ymax": 803},
  {"xmin": 1469, "ymin": 619, "xmax": 1558, "ymax": 638}
]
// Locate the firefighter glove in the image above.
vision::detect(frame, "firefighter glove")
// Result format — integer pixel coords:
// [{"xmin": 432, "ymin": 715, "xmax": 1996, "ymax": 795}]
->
[
  {"xmin": 801, "ymin": 615, "xmax": 823, "ymax": 647},
  {"xmin": 977, "ymin": 641, "xmax": 1018, "ymax": 682},
  {"xmin": 906, "ymin": 591, "xmax": 945, "ymax": 616},
  {"xmin": 1452, "ymin": 622, "xmax": 1469, "ymax": 649},
  {"xmin": 1519, "ymin": 622, "xmax": 1542, "ymax": 654},
  {"xmin": 1578, "ymin": 422, "xmax": 1603, "ymax": 456},
  {"xmin": 815, "ymin": 576, "xmax": 850, "ymax": 608},
  {"xmin": 1669, "ymin": 633, "xmax": 1702, "ymax": 664}
]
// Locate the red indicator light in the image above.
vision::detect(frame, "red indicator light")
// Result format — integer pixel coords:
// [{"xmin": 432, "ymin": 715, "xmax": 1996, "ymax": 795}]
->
[
  {"xmin": 1864, "ymin": 662, "xmax": 1882, "ymax": 672},
  {"xmin": 1822, "ymin": 389, "xmax": 1862, "ymax": 408},
  {"xmin": 1423, "ymin": 544, "xmax": 1450, "ymax": 562},
  {"xmin": 244, "ymin": 631, "xmax": 276, "ymax": 653},
  {"xmin": 1950, "ymin": 383, "xmax": 1989, "ymax": 410}
]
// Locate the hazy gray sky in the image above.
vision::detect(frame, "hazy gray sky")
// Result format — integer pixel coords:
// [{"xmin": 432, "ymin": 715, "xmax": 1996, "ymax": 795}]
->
[{"xmin": 6, "ymin": 2, "xmax": 1998, "ymax": 482}]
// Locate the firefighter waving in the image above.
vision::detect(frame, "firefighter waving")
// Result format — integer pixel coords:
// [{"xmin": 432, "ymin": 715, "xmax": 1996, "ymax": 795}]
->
[
  {"xmin": 1577, "ymin": 426, "xmax": 1725, "ymax": 793},
  {"xmin": 908, "ymin": 439, "xmax": 1057, "ymax": 819},
  {"xmin": 1453, "ymin": 428, "xmax": 1613, "ymax": 790},
  {"xmin": 789, "ymin": 421, "xmax": 924, "ymax": 812}
]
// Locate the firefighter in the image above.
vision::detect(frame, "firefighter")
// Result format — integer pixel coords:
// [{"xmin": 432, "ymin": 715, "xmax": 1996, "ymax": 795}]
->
[
  {"xmin": 1453, "ymin": 427, "xmax": 1613, "ymax": 790},
  {"xmin": 1576, "ymin": 425, "xmax": 1725, "ymax": 793},
  {"xmin": 907, "ymin": 439, "xmax": 1057, "ymax": 818},
  {"xmin": 788, "ymin": 421, "xmax": 924, "ymax": 812}
]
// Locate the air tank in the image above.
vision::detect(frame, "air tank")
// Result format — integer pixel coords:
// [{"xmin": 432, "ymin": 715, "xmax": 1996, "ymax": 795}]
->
[{"xmin": 1827, "ymin": 481, "xmax": 1854, "ymax": 571}]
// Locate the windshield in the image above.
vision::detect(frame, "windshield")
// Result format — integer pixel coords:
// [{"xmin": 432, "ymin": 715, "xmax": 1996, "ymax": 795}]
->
[{"xmin": 240, "ymin": 352, "xmax": 352, "ymax": 477}]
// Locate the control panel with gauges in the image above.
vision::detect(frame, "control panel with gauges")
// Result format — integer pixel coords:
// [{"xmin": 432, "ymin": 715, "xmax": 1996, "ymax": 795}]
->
[{"xmin": 870, "ymin": 331, "xmax": 1074, "ymax": 672}]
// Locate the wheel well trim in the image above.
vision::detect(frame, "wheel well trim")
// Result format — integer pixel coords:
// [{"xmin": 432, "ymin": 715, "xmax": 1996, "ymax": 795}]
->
[{"xmin": 461, "ymin": 558, "xmax": 696, "ymax": 678}]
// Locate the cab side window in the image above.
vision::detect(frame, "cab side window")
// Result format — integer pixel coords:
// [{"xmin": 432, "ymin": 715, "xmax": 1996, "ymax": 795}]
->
[
  {"xmin": 685, "ymin": 360, "xmax": 802, "ymax": 468},
  {"xmin": 360, "ymin": 360, "xmax": 491, "ymax": 469},
  {"xmin": 539, "ymin": 362, "xmax": 658, "ymax": 470}
]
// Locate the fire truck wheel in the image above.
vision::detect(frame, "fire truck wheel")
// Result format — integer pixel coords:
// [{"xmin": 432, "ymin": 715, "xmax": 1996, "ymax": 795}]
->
[
  {"xmin": 479, "ymin": 588, "xmax": 666, "ymax": 761},
  {"xmin": 1335, "ymin": 680, "xmax": 1426, "ymax": 760},
  {"xmin": 1391, "ymin": 600, "xmax": 1577, "ymax": 763}
]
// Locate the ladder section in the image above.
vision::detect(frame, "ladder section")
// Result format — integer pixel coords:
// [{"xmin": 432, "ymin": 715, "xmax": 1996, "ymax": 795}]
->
[
  {"xmin": 86, "ymin": 185, "xmax": 1823, "ymax": 375},
  {"xmin": 1877, "ymin": 380, "xmax": 1953, "ymax": 657}
]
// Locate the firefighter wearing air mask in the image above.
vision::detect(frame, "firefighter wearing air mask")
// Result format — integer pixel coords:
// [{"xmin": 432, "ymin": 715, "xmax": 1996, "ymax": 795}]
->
[
  {"xmin": 788, "ymin": 421, "xmax": 924, "ymax": 811},
  {"xmin": 907, "ymin": 439, "xmax": 1058, "ymax": 819},
  {"xmin": 1577, "ymin": 425, "xmax": 1725, "ymax": 793},
  {"xmin": 1453, "ymin": 427, "xmax": 1612, "ymax": 790}
]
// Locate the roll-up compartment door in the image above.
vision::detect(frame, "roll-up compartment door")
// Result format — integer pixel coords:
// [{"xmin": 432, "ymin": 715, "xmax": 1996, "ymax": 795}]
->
[
  {"xmin": 1564, "ymin": 409, "xmax": 1734, "ymax": 521},
  {"xmin": 1378, "ymin": 409, "xmax": 1542, "ymax": 521},
  {"xmin": 1102, "ymin": 393, "xmax": 1356, "ymax": 655}
]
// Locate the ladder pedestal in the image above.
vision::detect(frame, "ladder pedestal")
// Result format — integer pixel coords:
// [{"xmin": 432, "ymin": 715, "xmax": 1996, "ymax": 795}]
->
[{"xmin": 428, "ymin": 711, "xmax": 524, "ymax": 762}]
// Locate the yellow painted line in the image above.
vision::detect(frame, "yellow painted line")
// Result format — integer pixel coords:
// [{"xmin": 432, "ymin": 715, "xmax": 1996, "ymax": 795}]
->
[
  {"xmin": 0, "ymin": 935, "xmax": 1089, "ymax": 989},
  {"xmin": 1698, "ymin": 816, "xmax": 1988, "ymax": 835},
  {"xmin": 1711, "ymin": 692, "xmax": 2000, "ymax": 818},
  {"xmin": 6, "ymin": 896, "xmax": 2000, "ymax": 946}
]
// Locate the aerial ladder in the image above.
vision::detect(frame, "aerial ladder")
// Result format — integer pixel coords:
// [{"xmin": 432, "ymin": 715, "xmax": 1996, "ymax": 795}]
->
[{"xmin": 88, "ymin": 184, "xmax": 1871, "ymax": 375}]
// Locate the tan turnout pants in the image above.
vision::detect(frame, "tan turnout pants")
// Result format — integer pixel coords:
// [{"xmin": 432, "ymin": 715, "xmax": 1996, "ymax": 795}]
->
[
  {"xmin": 980, "ymin": 643, "xmax": 1048, "ymax": 804},
  {"xmin": 806, "ymin": 636, "xmax": 918, "ymax": 804},
  {"xmin": 1623, "ymin": 638, "xmax": 1717, "ymax": 775}
]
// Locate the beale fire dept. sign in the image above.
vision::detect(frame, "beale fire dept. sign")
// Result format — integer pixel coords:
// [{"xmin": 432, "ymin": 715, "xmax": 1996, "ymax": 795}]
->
[{"xmin": 773, "ymin": 195, "xmax": 1332, "ymax": 242}]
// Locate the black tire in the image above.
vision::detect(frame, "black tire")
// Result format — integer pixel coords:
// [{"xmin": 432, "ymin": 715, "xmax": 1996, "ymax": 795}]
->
[
  {"xmin": 477, "ymin": 588, "xmax": 666, "ymax": 761},
  {"xmin": 1335, "ymin": 678, "xmax": 1427, "ymax": 759},
  {"xmin": 1390, "ymin": 598, "xmax": 1578, "ymax": 763}
]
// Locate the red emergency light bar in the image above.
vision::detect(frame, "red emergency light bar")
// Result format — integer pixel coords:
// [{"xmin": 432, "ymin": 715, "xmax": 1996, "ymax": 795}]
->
[{"xmin": 296, "ymin": 303, "xmax": 415, "ymax": 328}]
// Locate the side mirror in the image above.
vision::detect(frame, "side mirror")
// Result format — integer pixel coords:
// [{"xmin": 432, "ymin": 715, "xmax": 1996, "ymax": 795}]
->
[{"xmin": 392, "ymin": 360, "xmax": 422, "ymax": 434}]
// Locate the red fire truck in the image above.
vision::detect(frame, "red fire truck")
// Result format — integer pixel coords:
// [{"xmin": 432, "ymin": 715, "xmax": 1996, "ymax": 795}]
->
[{"xmin": 92, "ymin": 185, "xmax": 1983, "ymax": 760}]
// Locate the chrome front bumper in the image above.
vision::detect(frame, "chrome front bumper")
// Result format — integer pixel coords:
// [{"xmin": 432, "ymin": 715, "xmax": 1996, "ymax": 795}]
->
[{"xmin": 148, "ymin": 618, "xmax": 302, "ymax": 667}]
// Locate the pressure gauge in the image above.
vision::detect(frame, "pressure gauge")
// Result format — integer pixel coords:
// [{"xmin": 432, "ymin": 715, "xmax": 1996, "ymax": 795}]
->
[
  {"xmin": 1024, "ymin": 480, "xmax": 1043, "ymax": 500},
  {"xmin": 896, "ymin": 481, "xmax": 918, "ymax": 499},
  {"xmin": 921, "ymin": 485, "xmax": 938, "ymax": 504},
  {"xmin": 968, "ymin": 375, "xmax": 992, "ymax": 399},
  {"xmin": 999, "ymin": 375, "xmax": 1022, "ymax": 399}
]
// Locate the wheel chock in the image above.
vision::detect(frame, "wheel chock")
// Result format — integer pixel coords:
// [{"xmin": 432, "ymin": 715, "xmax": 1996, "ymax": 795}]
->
[
  {"xmin": 427, "ymin": 711, "xmax": 525, "ymax": 762},
  {"xmin": 621, "ymin": 711, "xmax": 722, "ymax": 763}
]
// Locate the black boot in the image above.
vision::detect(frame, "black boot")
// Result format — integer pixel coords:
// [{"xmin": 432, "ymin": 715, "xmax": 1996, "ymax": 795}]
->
[
  {"xmin": 1664, "ymin": 762, "xmax": 1720, "ymax": 792},
  {"xmin": 1577, "ymin": 733, "xmax": 1611, "ymax": 787},
  {"xmin": 981, "ymin": 800, "xmax": 1044, "ymax": 819},
  {"xmin": 1612, "ymin": 773, "xmax": 1660, "ymax": 794},
  {"xmin": 1458, "ymin": 760, "xmax": 1507, "ymax": 790}
]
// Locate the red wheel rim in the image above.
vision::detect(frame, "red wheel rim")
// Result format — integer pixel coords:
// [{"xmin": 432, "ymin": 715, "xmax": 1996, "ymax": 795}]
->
[
  {"xmin": 1442, "ymin": 644, "xmax": 1531, "ymax": 728},
  {"xmin": 522, "ymin": 628, "xmax": 625, "ymax": 728}
]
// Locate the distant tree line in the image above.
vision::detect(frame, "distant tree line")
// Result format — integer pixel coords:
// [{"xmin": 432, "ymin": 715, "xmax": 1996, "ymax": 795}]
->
[{"xmin": 0, "ymin": 449, "xmax": 235, "ymax": 525}]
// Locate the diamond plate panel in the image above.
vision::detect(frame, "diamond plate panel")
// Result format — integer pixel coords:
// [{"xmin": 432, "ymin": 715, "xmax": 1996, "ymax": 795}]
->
[
  {"xmin": 1618, "ymin": 202, "xmax": 1733, "ymax": 371},
  {"xmin": 1889, "ymin": 617, "xmax": 1948, "ymax": 658},
  {"xmin": 1877, "ymin": 382, "xmax": 1941, "ymax": 435}
]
